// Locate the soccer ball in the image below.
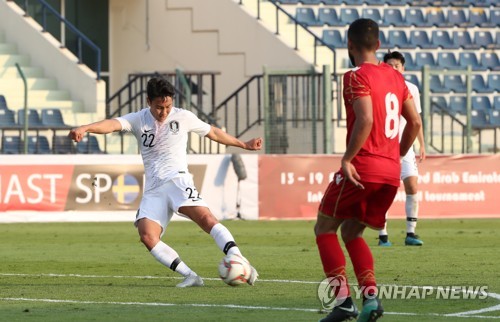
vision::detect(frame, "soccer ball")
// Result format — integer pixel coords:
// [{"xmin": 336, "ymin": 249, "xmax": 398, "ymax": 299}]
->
[{"xmin": 218, "ymin": 254, "xmax": 251, "ymax": 286}]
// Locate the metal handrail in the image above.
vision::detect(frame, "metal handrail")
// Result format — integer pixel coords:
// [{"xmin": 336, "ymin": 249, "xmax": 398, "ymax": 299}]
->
[{"xmin": 22, "ymin": 0, "xmax": 102, "ymax": 80}]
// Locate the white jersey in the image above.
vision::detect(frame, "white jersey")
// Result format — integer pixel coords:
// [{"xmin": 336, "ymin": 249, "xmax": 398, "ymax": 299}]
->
[
  {"xmin": 399, "ymin": 80, "xmax": 421, "ymax": 142},
  {"xmin": 116, "ymin": 107, "xmax": 211, "ymax": 192}
]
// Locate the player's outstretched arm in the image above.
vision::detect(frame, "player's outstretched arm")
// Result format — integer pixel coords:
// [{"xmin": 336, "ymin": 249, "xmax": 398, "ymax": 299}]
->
[
  {"xmin": 400, "ymin": 98, "xmax": 421, "ymax": 157},
  {"xmin": 206, "ymin": 126, "xmax": 262, "ymax": 151},
  {"xmin": 69, "ymin": 119, "xmax": 122, "ymax": 143}
]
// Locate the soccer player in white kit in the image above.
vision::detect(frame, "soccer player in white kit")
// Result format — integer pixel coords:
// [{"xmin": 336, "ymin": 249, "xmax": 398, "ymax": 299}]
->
[
  {"xmin": 379, "ymin": 51, "xmax": 426, "ymax": 246},
  {"xmin": 69, "ymin": 77, "xmax": 262, "ymax": 287}
]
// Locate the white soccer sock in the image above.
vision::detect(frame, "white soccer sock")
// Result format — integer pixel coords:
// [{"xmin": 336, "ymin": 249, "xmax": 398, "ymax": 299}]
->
[
  {"xmin": 379, "ymin": 213, "xmax": 388, "ymax": 236},
  {"xmin": 210, "ymin": 223, "xmax": 242, "ymax": 256},
  {"xmin": 405, "ymin": 194, "xmax": 418, "ymax": 234},
  {"xmin": 150, "ymin": 241, "xmax": 193, "ymax": 277}
]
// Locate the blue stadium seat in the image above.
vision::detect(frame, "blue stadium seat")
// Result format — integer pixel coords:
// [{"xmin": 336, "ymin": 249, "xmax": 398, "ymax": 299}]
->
[
  {"xmin": 378, "ymin": 31, "xmax": 390, "ymax": 49},
  {"xmin": 0, "ymin": 109, "xmax": 18, "ymax": 128},
  {"xmin": 0, "ymin": 95, "xmax": 8, "ymax": 110},
  {"xmin": 444, "ymin": 75, "xmax": 467, "ymax": 93},
  {"xmin": 465, "ymin": 0, "xmax": 493, "ymax": 7},
  {"xmin": 449, "ymin": 96, "xmax": 467, "ymax": 115},
  {"xmin": 300, "ymin": 0, "xmax": 321, "ymax": 4},
  {"xmin": 474, "ymin": 31, "xmax": 494, "ymax": 49},
  {"xmin": 376, "ymin": 51, "xmax": 385, "ymax": 62},
  {"xmin": 471, "ymin": 110, "xmax": 489, "ymax": 129},
  {"xmin": 383, "ymin": 9, "xmax": 405, "ymax": 26},
  {"xmin": 459, "ymin": 52, "xmax": 486, "ymax": 71},
  {"xmin": 468, "ymin": 8, "xmax": 488, "ymax": 27},
  {"xmin": 489, "ymin": 110, "xmax": 500, "ymax": 127},
  {"xmin": 275, "ymin": 0, "xmax": 299, "ymax": 4},
  {"xmin": 430, "ymin": 96, "xmax": 448, "ymax": 112},
  {"xmin": 339, "ymin": 8, "xmax": 359, "ymax": 26},
  {"xmin": 453, "ymin": 31, "xmax": 478, "ymax": 50},
  {"xmin": 437, "ymin": 52, "xmax": 462, "ymax": 70},
  {"xmin": 2, "ymin": 136, "xmax": 22, "ymax": 154},
  {"xmin": 487, "ymin": 74, "xmax": 500, "ymax": 92},
  {"xmin": 76, "ymin": 135, "xmax": 105, "ymax": 154},
  {"xmin": 430, "ymin": 75, "xmax": 449, "ymax": 93},
  {"xmin": 472, "ymin": 75, "xmax": 492, "ymax": 93},
  {"xmin": 415, "ymin": 52, "xmax": 437, "ymax": 69},
  {"xmin": 404, "ymin": 8, "xmax": 427, "ymax": 27},
  {"xmin": 17, "ymin": 109, "xmax": 44, "ymax": 128},
  {"xmin": 480, "ymin": 53, "xmax": 500, "ymax": 71},
  {"xmin": 364, "ymin": 0, "xmax": 386, "ymax": 5},
  {"xmin": 53, "ymin": 135, "xmax": 75, "ymax": 154},
  {"xmin": 343, "ymin": 0, "xmax": 363, "ymax": 5},
  {"xmin": 410, "ymin": 30, "xmax": 435, "ymax": 49},
  {"xmin": 401, "ymin": 52, "xmax": 417, "ymax": 71},
  {"xmin": 432, "ymin": 30, "xmax": 456, "ymax": 49},
  {"xmin": 362, "ymin": 8, "xmax": 384, "ymax": 26},
  {"xmin": 28, "ymin": 135, "xmax": 51, "ymax": 154},
  {"xmin": 385, "ymin": 0, "xmax": 412, "ymax": 4},
  {"xmin": 472, "ymin": 96, "xmax": 492, "ymax": 111},
  {"xmin": 489, "ymin": 9, "xmax": 500, "ymax": 28},
  {"xmin": 496, "ymin": 31, "xmax": 500, "ymax": 49},
  {"xmin": 404, "ymin": 74, "xmax": 420, "ymax": 90},
  {"xmin": 321, "ymin": 30, "xmax": 345, "ymax": 48},
  {"xmin": 318, "ymin": 8, "xmax": 341, "ymax": 27},
  {"xmin": 447, "ymin": 9, "xmax": 467, "ymax": 26},
  {"xmin": 41, "ymin": 108, "xmax": 70, "ymax": 128},
  {"xmin": 321, "ymin": 0, "xmax": 343, "ymax": 3},
  {"xmin": 494, "ymin": 96, "xmax": 500, "ymax": 110},
  {"xmin": 388, "ymin": 30, "xmax": 412, "ymax": 49},
  {"xmin": 426, "ymin": 9, "xmax": 448, "ymax": 27},
  {"xmin": 296, "ymin": 8, "xmax": 320, "ymax": 27}
]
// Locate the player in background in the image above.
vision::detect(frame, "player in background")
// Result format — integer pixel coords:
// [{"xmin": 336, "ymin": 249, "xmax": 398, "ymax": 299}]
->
[
  {"xmin": 378, "ymin": 51, "xmax": 426, "ymax": 247},
  {"xmin": 314, "ymin": 19, "xmax": 421, "ymax": 322},
  {"xmin": 69, "ymin": 77, "xmax": 261, "ymax": 288}
]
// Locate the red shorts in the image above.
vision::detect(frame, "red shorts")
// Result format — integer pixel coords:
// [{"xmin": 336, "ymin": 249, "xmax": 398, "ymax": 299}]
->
[{"xmin": 318, "ymin": 172, "xmax": 398, "ymax": 229}]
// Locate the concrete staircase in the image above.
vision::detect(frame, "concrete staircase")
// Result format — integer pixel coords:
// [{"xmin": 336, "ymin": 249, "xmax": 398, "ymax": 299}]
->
[{"xmin": 0, "ymin": 30, "xmax": 104, "ymax": 150}]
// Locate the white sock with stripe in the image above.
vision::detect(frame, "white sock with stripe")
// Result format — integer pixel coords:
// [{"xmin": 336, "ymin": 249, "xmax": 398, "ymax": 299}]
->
[{"xmin": 150, "ymin": 241, "xmax": 193, "ymax": 277}]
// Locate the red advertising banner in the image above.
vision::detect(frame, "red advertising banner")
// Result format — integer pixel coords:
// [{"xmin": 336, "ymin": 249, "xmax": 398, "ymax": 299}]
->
[{"xmin": 258, "ymin": 154, "xmax": 500, "ymax": 220}]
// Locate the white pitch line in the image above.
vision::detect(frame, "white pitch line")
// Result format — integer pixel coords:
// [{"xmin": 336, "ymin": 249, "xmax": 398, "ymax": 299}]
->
[
  {"xmin": 1, "ymin": 297, "xmax": 500, "ymax": 319},
  {"xmin": 1, "ymin": 273, "xmax": 500, "ymax": 319}
]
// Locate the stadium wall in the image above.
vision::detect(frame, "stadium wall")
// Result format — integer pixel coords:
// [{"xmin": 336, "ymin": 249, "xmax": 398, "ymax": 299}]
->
[
  {"xmin": 0, "ymin": 1, "xmax": 106, "ymax": 114},
  {"xmin": 108, "ymin": 0, "xmax": 311, "ymax": 103},
  {"xmin": 0, "ymin": 154, "xmax": 499, "ymax": 223}
]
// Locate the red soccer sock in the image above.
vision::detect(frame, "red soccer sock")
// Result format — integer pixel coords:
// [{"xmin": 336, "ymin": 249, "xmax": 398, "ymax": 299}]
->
[
  {"xmin": 345, "ymin": 237, "xmax": 377, "ymax": 297},
  {"xmin": 316, "ymin": 233, "xmax": 351, "ymax": 297}
]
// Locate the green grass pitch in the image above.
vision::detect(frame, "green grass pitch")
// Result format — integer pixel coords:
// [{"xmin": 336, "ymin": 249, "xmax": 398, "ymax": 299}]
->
[{"xmin": 0, "ymin": 219, "xmax": 499, "ymax": 321}]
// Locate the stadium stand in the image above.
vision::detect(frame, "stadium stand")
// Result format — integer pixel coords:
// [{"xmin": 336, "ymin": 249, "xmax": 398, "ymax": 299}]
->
[
  {"xmin": 41, "ymin": 108, "xmax": 71, "ymax": 128},
  {"xmin": 27, "ymin": 135, "xmax": 51, "ymax": 154},
  {"xmin": 76, "ymin": 135, "xmax": 105, "ymax": 154},
  {"xmin": 444, "ymin": 75, "xmax": 467, "ymax": 93},
  {"xmin": 0, "ymin": 94, "xmax": 7, "ymax": 110},
  {"xmin": 472, "ymin": 96, "xmax": 493, "ymax": 111},
  {"xmin": 437, "ymin": 52, "xmax": 461, "ymax": 70},
  {"xmin": 472, "ymin": 75, "xmax": 492, "ymax": 94},
  {"xmin": 52, "ymin": 135, "xmax": 75, "ymax": 154},
  {"xmin": 2, "ymin": 135, "xmax": 21, "ymax": 154}
]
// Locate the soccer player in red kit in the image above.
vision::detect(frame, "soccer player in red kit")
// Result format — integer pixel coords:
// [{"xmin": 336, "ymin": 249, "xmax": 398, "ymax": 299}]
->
[{"xmin": 315, "ymin": 19, "xmax": 421, "ymax": 322}]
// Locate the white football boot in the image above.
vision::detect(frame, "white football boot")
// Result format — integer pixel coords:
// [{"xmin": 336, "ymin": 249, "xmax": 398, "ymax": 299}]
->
[{"xmin": 176, "ymin": 273, "xmax": 204, "ymax": 288}]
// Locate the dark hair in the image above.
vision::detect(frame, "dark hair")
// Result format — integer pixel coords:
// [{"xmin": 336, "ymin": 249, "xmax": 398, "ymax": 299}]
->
[
  {"xmin": 347, "ymin": 18, "xmax": 379, "ymax": 51},
  {"xmin": 383, "ymin": 50, "xmax": 406, "ymax": 66},
  {"xmin": 147, "ymin": 77, "xmax": 175, "ymax": 100}
]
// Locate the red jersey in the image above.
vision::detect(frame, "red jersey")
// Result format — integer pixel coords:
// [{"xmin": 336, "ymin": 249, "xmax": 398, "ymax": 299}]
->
[{"xmin": 343, "ymin": 62, "xmax": 411, "ymax": 186}]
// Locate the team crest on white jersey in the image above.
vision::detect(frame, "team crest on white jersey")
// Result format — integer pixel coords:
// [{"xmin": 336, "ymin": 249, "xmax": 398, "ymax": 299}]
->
[
  {"xmin": 335, "ymin": 173, "xmax": 343, "ymax": 185},
  {"xmin": 169, "ymin": 121, "xmax": 180, "ymax": 134}
]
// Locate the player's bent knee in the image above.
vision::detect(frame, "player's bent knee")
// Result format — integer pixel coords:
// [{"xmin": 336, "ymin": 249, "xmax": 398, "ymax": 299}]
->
[{"xmin": 139, "ymin": 232, "xmax": 160, "ymax": 250}]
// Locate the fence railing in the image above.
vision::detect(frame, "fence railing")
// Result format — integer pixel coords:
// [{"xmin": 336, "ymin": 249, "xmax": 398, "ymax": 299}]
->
[
  {"xmin": 19, "ymin": 0, "xmax": 102, "ymax": 80},
  {"xmin": 238, "ymin": 0, "xmax": 337, "ymax": 74}
]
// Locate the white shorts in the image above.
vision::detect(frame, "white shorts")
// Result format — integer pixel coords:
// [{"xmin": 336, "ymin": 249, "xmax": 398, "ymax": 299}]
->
[
  {"xmin": 134, "ymin": 173, "xmax": 208, "ymax": 235},
  {"xmin": 401, "ymin": 147, "xmax": 419, "ymax": 180}
]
